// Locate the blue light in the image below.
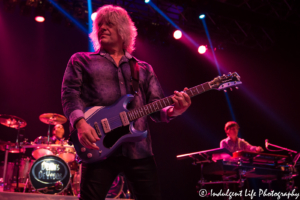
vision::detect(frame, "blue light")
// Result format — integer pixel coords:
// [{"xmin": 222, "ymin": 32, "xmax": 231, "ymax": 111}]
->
[
  {"xmin": 145, "ymin": 0, "xmax": 150, "ymax": 3},
  {"xmin": 199, "ymin": 14, "xmax": 205, "ymax": 19}
]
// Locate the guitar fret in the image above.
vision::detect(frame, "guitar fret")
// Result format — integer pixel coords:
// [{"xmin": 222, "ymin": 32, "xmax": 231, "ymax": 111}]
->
[
  {"xmin": 149, "ymin": 103, "xmax": 154, "ymax": 113},
  {"xmin": 154, "ymin": 101, "xmax": 158, "ymax": 112},
  {"xmin": 195, "ymin": 87, "xmax": 199, "ymax": 94},
  {"xmin": 139, "ymin": 108, "xmax": 145, "ymax": 116},
  {"xmin": 162, "ymin": 99, "xmax": 166, "ymax": 107},
  {"xmin": 204, "ymin": 83, "xmax": 210, "ymax": 91},
  {"xmin": 132, "ymin": 110, "xmax": 137, "ymax": 119},
  {"xmin": 128, "ymin": 112, "xmax": 132, "ymax": 121},
  {"xmin": 166, "ymin": 97, "xmax": 171, "ymax": 105},
  {"xmin": 201, "ymin": 84, "xmax": 205, "ymax": 92},
  {"xmin": 158, "ymin": 100, "xmax": 163, "ymax": 109},
  {"xmin": 135, "ymin": 110, "xmax": 140, "ymax": 118},
  {"xmin": 145, "ymin": 105, "xmax": 149, "ymax": 114},
  {"xmin": 190, "ymin": 89, "xmax": 194, "ymax": 96}
]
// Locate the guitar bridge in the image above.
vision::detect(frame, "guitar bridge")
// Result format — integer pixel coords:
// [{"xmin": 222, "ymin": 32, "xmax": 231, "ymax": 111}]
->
[
  {"xmin": 120, "ymin": 111, "xmax": 130, "ymax": 126},
  {"xmin": 101, "ymin": 118, "xmax": 111, "ymax": 133},
  {"xmin": 94, "ymin": 122, "xmax": 102, "ymax": 137}
]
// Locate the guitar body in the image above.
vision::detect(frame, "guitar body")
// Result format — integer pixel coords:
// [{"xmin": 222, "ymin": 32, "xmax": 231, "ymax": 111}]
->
[{"xmin": 71, "ymin": 94, "xmax": 148, "ymax": 163}]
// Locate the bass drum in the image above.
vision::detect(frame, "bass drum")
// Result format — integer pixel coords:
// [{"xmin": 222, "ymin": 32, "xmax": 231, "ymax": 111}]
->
[
  {"xmin": 72, "ymin": 164, "xmax": 124, "ymax": 198},
  {"xmin": 29, "ymin": 155, "xmax": 71, "ymax": 194}
]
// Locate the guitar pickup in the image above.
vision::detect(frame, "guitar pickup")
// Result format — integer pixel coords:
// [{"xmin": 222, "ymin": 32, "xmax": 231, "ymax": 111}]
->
[
  {"xmin": 94, "ymin": 122, "xmax": 102, "ymax": 137},
  {"xmin": 120, "ymin": 111, "xmax": 130, "ymax": 126},
  {"xmin": 101, "ymin": 118, "xmax": 111, "ymax": 133}
]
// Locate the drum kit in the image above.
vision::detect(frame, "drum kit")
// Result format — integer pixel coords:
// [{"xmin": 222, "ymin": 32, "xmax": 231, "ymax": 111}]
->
[{"xmin": 0, "ymin": 113, "xmax": 124, "ymax": 197}]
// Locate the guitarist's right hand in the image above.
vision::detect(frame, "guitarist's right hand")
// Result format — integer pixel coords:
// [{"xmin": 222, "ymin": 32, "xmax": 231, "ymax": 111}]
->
[{"xmin": 75, "ymin": 118, "xmax": 100, "ymax": 150}]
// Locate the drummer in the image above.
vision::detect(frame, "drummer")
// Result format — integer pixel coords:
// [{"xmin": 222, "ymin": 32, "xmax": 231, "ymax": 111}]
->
[{"xmin": 52, "ymin": 124, "xmax": 65, "ymax": 144}]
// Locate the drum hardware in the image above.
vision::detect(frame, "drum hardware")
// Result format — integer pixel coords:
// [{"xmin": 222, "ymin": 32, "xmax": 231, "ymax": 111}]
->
[
  {"xmin": 36, "ymin": 181, "xmax": 63, "ymax": 193},
  {"xmin": 0, "ymin": 114, "xmax": 27, "ymax": 192}
]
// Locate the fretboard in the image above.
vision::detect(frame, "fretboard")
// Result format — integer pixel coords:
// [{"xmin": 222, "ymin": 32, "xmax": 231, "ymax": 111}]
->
[{"xmin": 127, "ymin": 81, "xmax": 212, "ymax": 121}]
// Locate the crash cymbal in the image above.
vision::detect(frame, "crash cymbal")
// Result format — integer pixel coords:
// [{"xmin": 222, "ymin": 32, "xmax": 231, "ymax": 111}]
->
[
  {"xmin": 39, "ymin": 113, "xmax": 67, "ymax": 125},
  {"xmin": 0, "ymin": 114, "xmax": 27, "ymax": 129}
]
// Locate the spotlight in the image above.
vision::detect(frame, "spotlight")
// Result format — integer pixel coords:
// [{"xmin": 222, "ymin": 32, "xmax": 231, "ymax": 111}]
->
[
  {"xmin": 173, "ymin": 30, "xmax": 182, "ymax": 40},
  {"xmin": 91, "ymin": 12, "xmax": 97, "ymax": 21},
  {"xmin": 35, "ymin": 16, "xmax": 45, "ymax": 22},
  {"xmin": 145, "ymin": 0, "xmax": 150, "ymax": 3},
  {"xmin": 198, "ymin": 45, "xmax": 207, "ymax": 54},
  {"xmin": 199, "ymin": 14, "xmax": 205, "ymax": 19},
  {"xmin": 35, "ymin": 1, "xmax": 45, "ymax": 22}
]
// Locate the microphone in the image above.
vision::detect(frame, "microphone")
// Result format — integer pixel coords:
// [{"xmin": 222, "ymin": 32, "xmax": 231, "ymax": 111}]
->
[{"xmin": 265, "ymin": 139, "xmax": 268, "ymax": 148}]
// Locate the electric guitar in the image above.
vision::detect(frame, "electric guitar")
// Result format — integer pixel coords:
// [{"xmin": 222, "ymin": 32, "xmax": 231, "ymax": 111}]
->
[{"xmin": 71, "ymin": 72, "xmax": 242, "ymax": 163}]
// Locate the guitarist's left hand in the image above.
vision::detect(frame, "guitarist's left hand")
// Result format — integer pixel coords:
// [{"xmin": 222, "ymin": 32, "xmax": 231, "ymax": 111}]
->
[{"xmin": 168, "ymin": 87, "xmax": 191, "ymax": 117}]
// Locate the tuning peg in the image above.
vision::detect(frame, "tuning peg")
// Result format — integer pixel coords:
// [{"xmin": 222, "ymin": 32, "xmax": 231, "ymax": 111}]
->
[
  {"xmin": 235, "ymin": 87, "xmax": 239, "ymax": 90},
  {"xmin": 224, "ymin": 90, "xmax": 227, "ymax": 92}
]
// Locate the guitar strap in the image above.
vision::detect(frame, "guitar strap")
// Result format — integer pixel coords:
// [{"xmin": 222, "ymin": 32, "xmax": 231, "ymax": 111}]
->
[{"xmin": 129, "ymin": 58, "xmax": 140, "ymax": 95}]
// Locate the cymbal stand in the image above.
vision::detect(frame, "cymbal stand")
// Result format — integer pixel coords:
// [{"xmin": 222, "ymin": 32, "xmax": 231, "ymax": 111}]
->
[
  {"xmin": 47, "ymin": 123, "xmax": 51, "ymax": 144},
  {"xmin": 14, "ymin": 122, "xmax": 22, "ymax": 192},
  {"xmin": 2, "ymin": 144, "xmax": 9, "ymax": 190},
  {"xmin": 47, "ymin": 118, "xmax": 53, "ymax": 144}
]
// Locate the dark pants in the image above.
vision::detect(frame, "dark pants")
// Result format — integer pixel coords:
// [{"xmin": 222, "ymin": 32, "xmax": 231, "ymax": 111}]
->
[{"xmin": 79, "ymin": 156, "xmax": 162, "ymax": 200}]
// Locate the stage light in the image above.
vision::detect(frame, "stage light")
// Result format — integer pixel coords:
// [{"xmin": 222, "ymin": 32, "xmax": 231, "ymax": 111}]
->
[
  {"xmin": 173, "ymin": 30, "xmax": 182, "ymax": 40},
  {"xmin": 145, "ymin": 0, "xmax": 150, "ymax": 3},
  {"xmin": 198, "ymin": 45, "xmax": 207, "ymax": 54},
  {"xmin": 199, "ymin": 14, "xmax": 205, "ymax": 19},
  {"xmin": 91, "ymin": 12, "xmax": 97, "ymax": 21},
  {"xmin": 35, "ymin": 16, "xmax": 45, "ymax": 22}
]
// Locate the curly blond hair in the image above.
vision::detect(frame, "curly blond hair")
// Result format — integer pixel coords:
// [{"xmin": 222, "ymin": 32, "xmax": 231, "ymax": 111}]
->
[{"xmin": 89, "ymin": 5, "xmax": 137, "ymax": 53}]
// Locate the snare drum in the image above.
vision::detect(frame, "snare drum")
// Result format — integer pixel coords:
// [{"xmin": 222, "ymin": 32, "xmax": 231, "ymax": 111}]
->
[{"xmin": 29, "ymin": 155, "xmax": 71, "ymax": 194}]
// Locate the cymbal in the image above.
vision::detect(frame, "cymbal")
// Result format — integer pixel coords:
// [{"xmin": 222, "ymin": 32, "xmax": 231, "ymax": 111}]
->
[
  {"xmin": 39, "ymin": 113, "xmax": 67, "ymax": 125},
  {"xmin": 0, "ymin": 114, "xmax": 27, "ymax": 129},
  {"xmin": 0, "ymin": 140, "xmax": 16, "ymax": 151}
]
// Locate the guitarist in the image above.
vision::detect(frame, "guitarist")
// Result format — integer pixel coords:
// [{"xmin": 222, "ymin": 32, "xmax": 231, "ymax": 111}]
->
[{"xmin": 61, "ymin": 5, "xmax": 191, "ymax": 200}]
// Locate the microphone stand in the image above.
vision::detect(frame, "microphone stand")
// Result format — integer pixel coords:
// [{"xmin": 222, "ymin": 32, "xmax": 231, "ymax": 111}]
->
[{"xmin": 265, "ymin": 139, "xmax": 297, "ymax": 154}]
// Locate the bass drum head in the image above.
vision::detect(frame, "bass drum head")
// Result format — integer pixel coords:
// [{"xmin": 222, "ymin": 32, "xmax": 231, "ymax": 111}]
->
[{"xmin": 29, "ymin": 155, "xmax": 71, "ymax": 194}]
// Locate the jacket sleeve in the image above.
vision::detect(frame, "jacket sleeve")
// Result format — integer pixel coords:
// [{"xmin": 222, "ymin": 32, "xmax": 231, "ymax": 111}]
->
[
  {"xmin": 241, "ymin": 139, "xmax": 257, "ymax": 152},
  {"xmin": 61, "ymin": 53, "xmax": 85, "ymax": 128}
]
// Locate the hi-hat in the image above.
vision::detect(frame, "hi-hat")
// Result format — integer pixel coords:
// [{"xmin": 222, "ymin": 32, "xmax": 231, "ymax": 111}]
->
[
  {"xmin": 0, "ymin": 114, "xmax": 27, "ymax": 129},
  {"xmin": 39, "ymin": 113, "xmax": 67, "ymax": 125}
]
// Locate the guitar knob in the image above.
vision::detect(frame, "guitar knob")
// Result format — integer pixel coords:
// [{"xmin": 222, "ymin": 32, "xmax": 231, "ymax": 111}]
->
[
  {"xmin": 87, "ymin": 153, "xmax": 92, "ymax": 158},
  {"xmin": 224, "ymin": 90, "xmax": 227, "ymax": 92},
  {"xmin": 99, "ymin": 150, "xmax": 102, "ymax": 154},
  {"xmin": 81, "ymin": 147, "xmax": 86, "ymax": 152},
  {"xmin": 235, "ymin": 86, "xmax": 239, "ymax": 90}
]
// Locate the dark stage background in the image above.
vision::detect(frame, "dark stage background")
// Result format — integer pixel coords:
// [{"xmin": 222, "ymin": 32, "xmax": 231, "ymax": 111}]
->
[{"xmin": 1, "ymin": 2, "xmax": 300, "ymax": 200}]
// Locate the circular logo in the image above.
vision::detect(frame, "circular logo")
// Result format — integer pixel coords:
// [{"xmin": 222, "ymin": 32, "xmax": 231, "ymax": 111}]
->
[
  {"xmin": 29, "ymin": 155, "xmax": 70, "ymax": 194},
  {"xmin": 199, "ymin": 189, "xmax": 207, "ymax": 197}
]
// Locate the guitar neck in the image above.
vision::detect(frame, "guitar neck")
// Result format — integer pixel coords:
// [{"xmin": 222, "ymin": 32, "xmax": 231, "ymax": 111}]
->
[{"xmin": 127, "ymin": 82, "xmax": 212, "ymax": 121}]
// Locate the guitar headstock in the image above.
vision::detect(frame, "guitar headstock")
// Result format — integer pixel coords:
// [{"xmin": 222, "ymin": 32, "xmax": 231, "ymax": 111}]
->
[{"xmin": 209, "ymin": 72, "xmax": 242, "ymax": 91}]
